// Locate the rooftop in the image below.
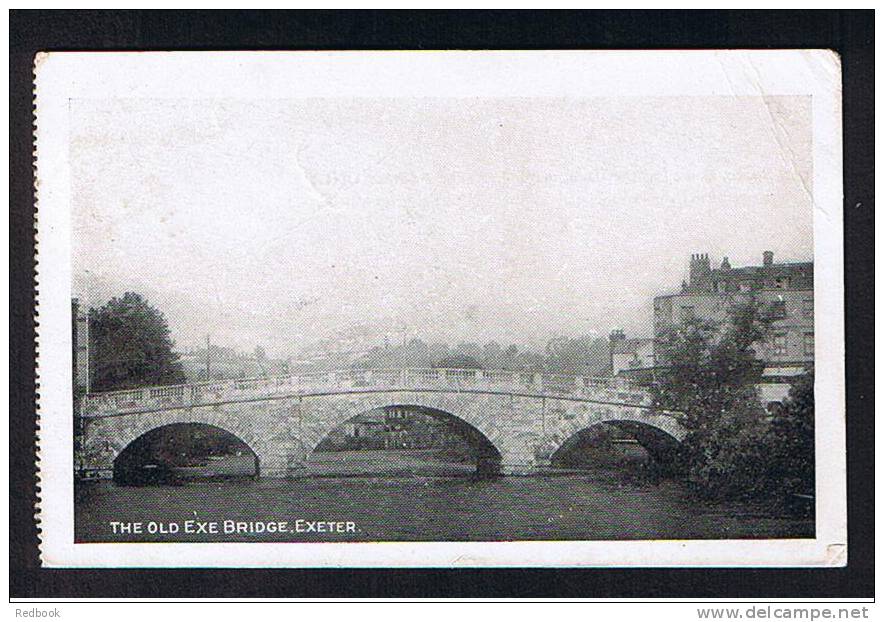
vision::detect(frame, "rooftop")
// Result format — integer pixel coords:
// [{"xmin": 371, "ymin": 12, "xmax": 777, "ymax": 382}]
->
[{"xmin": 680, "ymin": 251, "xmax": 813, "ymax": 295}]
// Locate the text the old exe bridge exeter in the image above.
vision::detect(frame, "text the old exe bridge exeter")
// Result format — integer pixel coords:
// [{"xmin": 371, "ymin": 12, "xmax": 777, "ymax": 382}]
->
[{"xmin": 79, "ymin": 368, "xmax": 686, "ymax": 477}]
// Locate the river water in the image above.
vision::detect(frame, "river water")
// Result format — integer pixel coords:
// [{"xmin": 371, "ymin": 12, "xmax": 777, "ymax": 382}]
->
[{"xmin": 75, "ymin": 453, "xmax": 813, "ymax": 542}]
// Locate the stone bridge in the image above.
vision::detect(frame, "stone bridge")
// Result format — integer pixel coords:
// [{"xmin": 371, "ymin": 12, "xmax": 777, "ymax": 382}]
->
[{"xmin": 78, "ymin": 368, "xmax": 685, "ymax": 477}]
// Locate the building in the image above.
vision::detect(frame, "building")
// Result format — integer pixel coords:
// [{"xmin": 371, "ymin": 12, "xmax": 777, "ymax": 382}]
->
[
  {"xmin": 71, "ymin": 297, "xmax": 90, "ymax": 396},
  {"xmin": 608, "ymin": 330, "xmax": 655, "ymax": 376},
  {"xmin": 653, "ymin": 251, "xmax": 814, "ymax": 405},
  {"xmin": 72, "ymin": 297, "xmax": 90, "ymax": 474},
  {"xmin": 320, "ymin": 407, "xmax": 467, "ymax": 451}
]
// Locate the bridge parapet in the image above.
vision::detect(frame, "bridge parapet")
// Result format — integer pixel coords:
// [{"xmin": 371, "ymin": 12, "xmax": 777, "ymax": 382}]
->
[{"xmin": 81, "ymin": 368, "xmax": 651, "ymax": 417}]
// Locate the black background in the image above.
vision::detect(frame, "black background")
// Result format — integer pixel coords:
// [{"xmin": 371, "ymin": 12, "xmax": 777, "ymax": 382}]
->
[{"xmin": 9, "ymin": 10, "xmax": 874, "ymax": 599}]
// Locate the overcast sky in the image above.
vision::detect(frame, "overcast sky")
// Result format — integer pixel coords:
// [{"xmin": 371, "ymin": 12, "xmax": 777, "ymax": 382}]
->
[{"xmin": 70, "ymin": 96, "xmax": 812, "ymax": 357}]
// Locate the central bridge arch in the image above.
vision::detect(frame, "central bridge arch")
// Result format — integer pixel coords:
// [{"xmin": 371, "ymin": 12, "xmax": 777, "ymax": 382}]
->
[
  {"xmin": 296, "ymin": 391, "xmax": 513, "ymax": 471},
  {"xmin": 311, "ymin": 404, "xmax": 503, "ymax": 475}
]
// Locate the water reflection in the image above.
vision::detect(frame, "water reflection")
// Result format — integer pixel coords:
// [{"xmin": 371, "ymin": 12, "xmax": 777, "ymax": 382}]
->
[{"xmin": 75, "ymin": 465, "xmax": 813, "ymax": 543}]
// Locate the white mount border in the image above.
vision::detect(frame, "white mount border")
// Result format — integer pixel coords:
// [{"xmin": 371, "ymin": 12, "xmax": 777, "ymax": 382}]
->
[{"xmin": 34, "ymin": 50, "xmax": 845, "ymax": 568}]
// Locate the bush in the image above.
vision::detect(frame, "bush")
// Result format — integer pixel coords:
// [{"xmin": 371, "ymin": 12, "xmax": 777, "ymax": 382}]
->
[
  {"xmin": 653, "ymin": 300, "xmax": 784, "ymax": 499},
  {"xmin": 765, "ymin": 370, "xmax": 815, "ymax": 498},
  {"xmin": 678, "ymin": 392, "xmax": 772, "ymax": 499}
]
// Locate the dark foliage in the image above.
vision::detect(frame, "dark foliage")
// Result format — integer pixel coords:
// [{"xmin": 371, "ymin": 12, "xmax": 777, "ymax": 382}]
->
[
  {"xmin": 766, "ymin": 369, "xmax": 815, "ymax": 497},
  {"xmin": 89, "ymin": 292, "xmax": 186, "ymax": 392},
  {"xmin": 652, "ymin": 300, "xmax": 791, "ymax": 499}
]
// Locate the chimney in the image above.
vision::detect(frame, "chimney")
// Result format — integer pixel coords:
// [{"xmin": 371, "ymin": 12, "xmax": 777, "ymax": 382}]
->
[
  {"xmin": 763, "ymin": 250, "xmax": 774, "ymax": 266},
  {"xmin": 689, "ymin": 253, "xmax": 712, "ymax": 291}
]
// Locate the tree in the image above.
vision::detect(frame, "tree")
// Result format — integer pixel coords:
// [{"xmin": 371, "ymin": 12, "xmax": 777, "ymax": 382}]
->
[
  {"xmin": 481, "ymin": 341, "xmax": 504, "ymax": 368},
  {"xmin": 89, "ymin": 292, "xmax": 186, "ymax": 392},
  {"xmin": 544, "ymin": 336, "xmax": 584, "ymax": 373},
  {"xmin": 433, "ymin": 354, "xmax": 483, "ymax": 369},
  {"xmin": 651, "ymin": 300, "xmax": 776, "ymax": 498},
  {"xmin": 502, "ymin": 344, "xmax": 520, "ymax": 369},
  {"xmin": 453, "ymin": 342, "xmax": 483, "ymax": 362},
  {"xmin": 253, "ymin": 345, "xmax": 268, "ymax": 362},
  {"xmin": 253, "ymin": 345, "xmax": 269, "ymax": 376},
  {"xmin": 401, "ymin": 338, "xmax": 431, "ymax": 367},
  {"xmin": 766, "ymin": 369, "xmax": 815, "ymax": 497}
]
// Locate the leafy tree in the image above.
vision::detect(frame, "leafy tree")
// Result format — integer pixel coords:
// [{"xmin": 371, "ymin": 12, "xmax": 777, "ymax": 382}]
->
[
  {"xmin": 89, "ymin": 292, "xmax": 186, "ymax": 392},
  {"xmin": 502, "ymin": 344, "xmax": 520, "ymax": 369},
  {"xmin": 652, "ymin": 300, "xmax": 776, "ymax": 498},
  {"xmin": 351, "ymin": 339, "xmax": 433, "ymax": 370},
  {"xmin": 766, "ymin": 369, "xmax": 815, "ymax": 497},
  {"xmin": 515, "ymin": 350, "xmax": 546, "ymax": 372},
  {"xmin": 252, "ymin": 345, "xmax": 269, "ymax": 376}
]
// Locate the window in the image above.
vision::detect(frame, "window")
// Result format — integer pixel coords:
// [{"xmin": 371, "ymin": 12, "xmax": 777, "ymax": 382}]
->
[
  {"xmin": 739, "ymin": 281, "xmax": 753, "ymax": 292},
  {"xmin": 772, "ymin": 333, "xmax": 788, "ymax": 356},
  {"xmin": 803, "ymin": 332, "xmax": 814, "ymax": 357},
  {"xmin": 679, "ymin": 306, "xmax": 695, "ymax": 321}
]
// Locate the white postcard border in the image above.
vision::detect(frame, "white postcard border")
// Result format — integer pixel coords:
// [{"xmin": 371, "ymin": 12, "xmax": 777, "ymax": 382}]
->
[{"xmin": 34, "ymin": 50, "xmax": 845, "ymax": 567}]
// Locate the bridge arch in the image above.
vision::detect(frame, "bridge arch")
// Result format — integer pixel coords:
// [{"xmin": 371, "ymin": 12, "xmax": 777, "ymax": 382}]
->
[
  {"xmin": 299, "ymin": 391, "xmax": 512, "ymax": 454},
  {"xmin": 549, "ymin": 420, "xmax": 683, "ymax": 469},
  {"xmin": 310, "ymin": 403, "xmax": 503, "ymax": 475},
  {"xmin": 81, "ymin": 406, "xmax": 284, "ymax": 477},
  {"xmin": 112, "ymin": 422, "xmax": 260, "ymax": 482},
  {"xmin": 543, "ymin": 405, "xmax": 686, "ymax": 469}
]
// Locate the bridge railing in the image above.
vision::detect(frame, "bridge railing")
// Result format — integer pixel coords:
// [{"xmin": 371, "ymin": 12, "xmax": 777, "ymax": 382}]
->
[{"xmin": 80, "ymin": 368, "xmax": 649, "ymax": 416}]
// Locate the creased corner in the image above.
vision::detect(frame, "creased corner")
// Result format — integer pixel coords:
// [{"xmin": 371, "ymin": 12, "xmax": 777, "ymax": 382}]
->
[{"xmin": 825, "ymin": 543, "xmax": 848, "ymax": 567}]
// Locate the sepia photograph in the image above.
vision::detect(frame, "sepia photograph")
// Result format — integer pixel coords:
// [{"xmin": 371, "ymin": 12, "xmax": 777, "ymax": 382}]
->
[{"xmin": 32, "ymin": 49, "xmax": 845, "ymax": 568}]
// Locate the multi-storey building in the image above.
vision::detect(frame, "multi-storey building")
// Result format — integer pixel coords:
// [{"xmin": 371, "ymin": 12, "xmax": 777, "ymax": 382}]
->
[{"xmin": 653, "ymin": 251, "xmax": 814, "ymax": 405}]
